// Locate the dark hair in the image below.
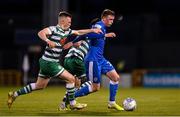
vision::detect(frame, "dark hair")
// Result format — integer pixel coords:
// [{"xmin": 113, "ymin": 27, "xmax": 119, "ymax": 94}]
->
[
  {"xmin": 101, "ymin": 9, "xmax": 115, "ymax": 18},
  {"xmin": 90, "ymin": 18, "xmax": 100, "ymax": 26},
  {"xmin": 58, "ymin": 11, "xmax": 72, "ymax": 18}
]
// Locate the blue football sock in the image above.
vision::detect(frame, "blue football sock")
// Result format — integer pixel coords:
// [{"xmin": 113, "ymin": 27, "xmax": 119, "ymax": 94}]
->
[
  {"xmin": 109, "ymin": 81, "xmax": 119, "ymax": 101},
  {"xmin": 75, "ymin": 85, "xmax": 90, "ymax": 97}
]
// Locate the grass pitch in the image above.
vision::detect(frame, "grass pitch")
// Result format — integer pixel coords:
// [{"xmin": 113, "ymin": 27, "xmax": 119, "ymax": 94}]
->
[{"xmin": 0, "ymin": 86, "xmax": 180, "ymax": 116}]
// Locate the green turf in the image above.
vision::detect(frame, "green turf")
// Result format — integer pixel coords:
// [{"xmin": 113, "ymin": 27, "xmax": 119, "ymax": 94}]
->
[{"xmin": 0, "ymin": 86, "xmax": 180, "ymax": 116}]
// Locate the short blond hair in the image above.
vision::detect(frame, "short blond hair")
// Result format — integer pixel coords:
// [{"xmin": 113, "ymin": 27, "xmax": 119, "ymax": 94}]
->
[{"xmin": 101, "ymin": 9, "xmax": 115, "ymax": 18}]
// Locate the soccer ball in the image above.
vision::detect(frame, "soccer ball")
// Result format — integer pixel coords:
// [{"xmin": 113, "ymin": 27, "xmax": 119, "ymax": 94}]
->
[{"xmin": 123, "ymin": 97, "xmax": 137, "ymax": 111}]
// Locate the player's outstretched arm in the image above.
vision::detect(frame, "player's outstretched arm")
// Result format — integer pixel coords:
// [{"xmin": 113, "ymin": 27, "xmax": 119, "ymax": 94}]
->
[
  {"xmin": 63, "ymin": 30, "xmax": 113, "ymax": 50},
  {"xmin": 72, "ymin": 28, "xmax": 102, "ymax": 35},
  {"xmin": 63, "ymin": 35, "xmax": 85, "ymax": 49}
]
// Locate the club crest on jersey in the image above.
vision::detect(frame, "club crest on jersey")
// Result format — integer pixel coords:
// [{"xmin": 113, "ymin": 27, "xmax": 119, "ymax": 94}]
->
[{"xmin": 94, "ymin": 77, "xmax": 98, "ymax": 82}]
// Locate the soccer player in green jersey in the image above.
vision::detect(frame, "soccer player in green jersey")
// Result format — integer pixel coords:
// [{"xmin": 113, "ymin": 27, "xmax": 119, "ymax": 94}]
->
[
  {"xmin": 7, "ymin": 11, "xmax": 102, "ymax": 110},
  {"xmin": 59, "ymin": 38, "xmax": 91, "ymax": 110}
]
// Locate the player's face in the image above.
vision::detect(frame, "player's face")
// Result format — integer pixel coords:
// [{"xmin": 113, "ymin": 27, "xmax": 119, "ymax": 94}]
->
[
  {"xmin": 104, "ymin": 15, "xmax": 115, "ymax": 27},
  {"xmin": 59, "ymin": 17, "xmax": 72, "ymax": 30},
  {"xmin": 64, "ymin": 17, "xmax": 72, "ymax": 29}
]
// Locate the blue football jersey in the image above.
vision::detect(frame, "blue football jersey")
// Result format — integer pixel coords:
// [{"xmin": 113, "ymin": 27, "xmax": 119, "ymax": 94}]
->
[{"xmin": 85, "ymin": 21, "xmax": 106, "ymax": 61}]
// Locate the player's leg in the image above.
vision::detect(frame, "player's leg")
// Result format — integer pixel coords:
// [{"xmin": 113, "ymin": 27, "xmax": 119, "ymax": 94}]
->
[
  {"xmin": 106, "ymin": 70, "xmax": 124, "ymax": 110},
  {"xmin": 102, "ymin": 59, "xmax": 124, "ymax": 111},
  {"xmin": 7, "ymin": 58, "xmax": 51, "ymax": 109},
  {"xmin": 58, "ymin": 69, "xmax": 85, "ymax": 110},
  {"xmin": 60, "ymin": 58, "xmax": 87, "ymax": 102},
  {"xmin": 107, "ymin": 70, "xmax": 120, "ymax": 103},
  {"xmin": 14, "ymin": 77, "xmax": 49, "ymax": 96},
  {"xmin": 74, "ymin": 61, "xmax": 101, "ymax": 97},
  {"xmin": 59, "ymin": 80, "xmax": 91, "ymax": 110},
  {"xmin": 7, "ymin": 77, "xmax": 50, "ymax": 109},
  {"xmin": 59, "ymin": 57, "xmax": 83, "ymax": 110}
]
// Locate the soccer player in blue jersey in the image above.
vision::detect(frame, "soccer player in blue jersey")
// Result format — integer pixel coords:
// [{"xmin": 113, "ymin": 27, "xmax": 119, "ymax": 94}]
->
[{"xmin": 62, "ymin": 9, "xmax": 124, "ymax": 111}]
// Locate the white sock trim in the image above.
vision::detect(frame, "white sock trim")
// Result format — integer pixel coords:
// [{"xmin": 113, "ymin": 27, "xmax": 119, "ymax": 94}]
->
[
  {"xmin": 109, "ymin": 101, "xmax": 116, "ymax": 104},
  {"xmin": 30, "ymin": 83, "xmax": 36, "ymax": 90},
  {"xmin": 70, "ymin": 100, "xmax": 76, "ymax": 106},
  {"xmin": 66, "ymin": 83, "xmax": 75, "ymax": 88},
  {"xmin": 14, "ymin": 92, "xmax": 18, "ymax": 97},
  {"xmin": 110, "ymin": 80, "xmax": 119, "ymax": 85},
  {"xmin": 88, "ymin": 85, "xmax": 93, "ymax": 92}
]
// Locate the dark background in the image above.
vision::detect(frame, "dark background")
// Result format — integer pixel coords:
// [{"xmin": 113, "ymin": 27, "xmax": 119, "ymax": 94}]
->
[{"xmin": 1, "ymin": 0, "xmax": 180, "ymax": 76}]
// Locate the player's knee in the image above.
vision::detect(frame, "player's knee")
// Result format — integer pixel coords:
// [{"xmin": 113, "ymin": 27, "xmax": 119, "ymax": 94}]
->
[
  {"xmin": 67, "ymin": 76, "xmax": 75, "ymax": 83},
  {"xmin": 116, "ymin": 77, "xmax": 120, "ymax": 82},
  {"xmin": 111, "ymin": 76, "xmax": 120, "ymax": 82}
]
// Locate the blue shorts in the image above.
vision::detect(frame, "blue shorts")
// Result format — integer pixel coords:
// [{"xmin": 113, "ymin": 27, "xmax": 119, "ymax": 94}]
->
[{"xmin": 85, "ymin": 58, "xmax": 114, "ymax": 83}]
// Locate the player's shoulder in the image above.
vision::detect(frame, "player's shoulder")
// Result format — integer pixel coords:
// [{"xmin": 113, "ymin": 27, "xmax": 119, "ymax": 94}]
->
[
  {"xmin": 93, "ymin": 24, "xmax": 102, "ymax": 29},
  {"xmin": 48, "ymin": 25, "xmax": 56, "ymax": 31},
  {"xmin": 93, "ymin": 21, "xmax": 103, "ymax": 29}
]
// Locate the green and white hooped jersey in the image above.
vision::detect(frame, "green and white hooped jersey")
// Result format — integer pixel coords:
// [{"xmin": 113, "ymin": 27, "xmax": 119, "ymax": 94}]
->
[
  {"xmin": 65, "ymin": 39, "xmax": 90, "ymax": 61},
  {"xmin": 42, "ymin": 25, "xmax": 73, "ymax": 62}
]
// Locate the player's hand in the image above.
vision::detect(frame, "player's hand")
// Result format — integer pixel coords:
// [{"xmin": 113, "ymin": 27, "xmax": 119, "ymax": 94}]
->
[
  {"xmin": 72, "ymin": 30, "xmax": 80, "ymax": 35},
  {"xmin": 74, "ymin": 75, "xmax": 81, "ymax": 88},
  {"xmin": 92, "ymin": 28, "xmax": 103, "ymax": 34},
  {"xmin": 63, "ymin": 42, "xmax": 73, "ymax": 49},
  {"xmin": 46, "ymin": 40, "xmax": 56, "ymax": 48},
  {"xmin": 105, "ymin": 32, "xmax": 116, "ymax": 38},
  {"xmin": 73, "ymin": 41, "xmax": 82, "ymax": 47}
]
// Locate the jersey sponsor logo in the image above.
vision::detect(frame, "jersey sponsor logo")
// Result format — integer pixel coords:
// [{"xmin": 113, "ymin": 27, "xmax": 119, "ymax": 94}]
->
[{"xmin": 59, "ymin": 37, "xmax": 67, "ymax": 45}]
